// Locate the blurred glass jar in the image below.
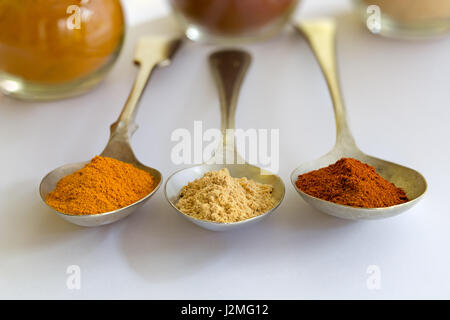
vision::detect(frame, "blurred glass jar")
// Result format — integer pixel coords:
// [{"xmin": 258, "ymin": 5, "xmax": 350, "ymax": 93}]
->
[
  {"xmin": 169, "ymin": 0, "xmax": 300, "ymax": 43},
  {"xmin": 355, "ymin": 0, "xmax": 450, "ymax": 38},
  {"xmin": 0, "ymin": 0, "xmax": 125, "ymax": 101}
]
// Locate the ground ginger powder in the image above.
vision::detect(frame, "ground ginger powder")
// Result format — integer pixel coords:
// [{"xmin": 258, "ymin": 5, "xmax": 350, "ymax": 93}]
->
[
  {"xmin": 176, "ymin": 168, "xmax": 275, "ymax": 223},
  {"xmin": 46, "ymin": 156, "xmax": 155, "ymax": 215}
]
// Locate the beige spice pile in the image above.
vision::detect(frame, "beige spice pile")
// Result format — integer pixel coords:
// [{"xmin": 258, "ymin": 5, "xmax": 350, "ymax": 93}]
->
[{"xmin": 176, "ymin": 168, "xmax": 275, "ymax": 223}]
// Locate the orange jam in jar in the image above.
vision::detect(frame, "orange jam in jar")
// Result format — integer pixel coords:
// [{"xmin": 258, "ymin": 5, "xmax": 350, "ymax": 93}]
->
[{"xmin": 0, "ymin": 0, "xmax": 125, "ymax": 100}]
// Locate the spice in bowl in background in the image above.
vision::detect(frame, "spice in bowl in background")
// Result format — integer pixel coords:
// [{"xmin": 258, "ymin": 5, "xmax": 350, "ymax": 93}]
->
[
  {"xmin": 0, "ymin": 0, "xmax": 125, "ymax": 100},
  {"xmin": 295, "ymin": 158, "xmax": 408, "ymax": 208},
  {"xmin": 169, "ymin": 0, "xmax": 300, "ymax": 43},
  {"xmin": 176, "ymin": 168, "xmax": 275, "ymax": 223},
  {"xmin": 46, "ymin": 156, "xmax": 155, "ymax": 215},
  {"xmin": 355, "ymin": 0, "xmax": 450, "ymax": 38}
]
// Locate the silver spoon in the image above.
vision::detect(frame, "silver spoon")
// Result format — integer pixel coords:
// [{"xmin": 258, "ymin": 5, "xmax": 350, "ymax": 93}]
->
[
  {"xmin": 39, "ymin": 36, "xmax": 181, "ymax": 227},
  {"xmin": 165, "ymin": 50, "xmax": 285, "ymax": 231},
  {"xmin": 290, "ymin": 19, "xmax": 427, "ymax": 220}
]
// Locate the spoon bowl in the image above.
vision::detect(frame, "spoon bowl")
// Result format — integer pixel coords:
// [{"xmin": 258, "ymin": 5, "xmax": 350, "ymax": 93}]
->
[
  {"xmin": 291, "ymin": 19, "xmax": 427, "ymax": 220},
  {"xmin": 39, "ymin": 36, "xmax": 180, "ymax": 227},
  {"xmin": 290, "ymin": 147, "xmax": 427, "ymax": 220},
  {"xmin": 166, "ymin": 163, "xmax": 285, "ymax": 231},
  {"xmin": 165, "ymin": 50, "xmax": 285, "ymax": 231}
]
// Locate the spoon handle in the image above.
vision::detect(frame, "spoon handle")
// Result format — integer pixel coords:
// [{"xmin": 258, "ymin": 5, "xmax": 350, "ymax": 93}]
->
[
  {"xmin": 296, "ymin": 20, "xmax": 358, "ymax": 150},
  {"xmin": 101, "ymin": 36, "xmax": 181, "ymax": 162},
  {"xmin": 209, "ymin": 50, "xmax": 251, "ymax": 162}
]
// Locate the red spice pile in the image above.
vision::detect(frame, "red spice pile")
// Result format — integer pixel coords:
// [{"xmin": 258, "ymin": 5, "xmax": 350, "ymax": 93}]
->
[{"xmin": 295, "ymin": 158, "xmax": 409, "ymax": 208}]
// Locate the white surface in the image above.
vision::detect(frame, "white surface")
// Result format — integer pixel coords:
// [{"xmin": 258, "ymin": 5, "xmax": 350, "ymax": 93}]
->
[{"xmin": 1, "ymin": 0, "xmax": 449, "ymax": 299}]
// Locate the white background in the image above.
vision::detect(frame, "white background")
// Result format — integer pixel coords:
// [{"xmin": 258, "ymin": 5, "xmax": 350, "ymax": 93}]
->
[{"xmin": 1, "ymin": 0, "xmax": 449, "ymax": 299}]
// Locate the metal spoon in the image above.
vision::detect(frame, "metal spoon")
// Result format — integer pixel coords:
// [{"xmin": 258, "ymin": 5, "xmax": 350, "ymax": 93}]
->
[
  {"xmin": 165, "ymin": 50, "xmax": 285, "ymax": 231},
  {"xmin": 290, "ymin": 19, "xmax": 427, "ymax": 220},
  {"xmin": 39, "ymin": 36, "xmax": 181, "ymax": 227}
]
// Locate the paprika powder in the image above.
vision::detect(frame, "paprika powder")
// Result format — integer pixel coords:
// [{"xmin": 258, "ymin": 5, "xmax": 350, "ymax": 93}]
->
[{"xmin": 295, "ymin": 158, "xmax": 408, "ymax": 208}]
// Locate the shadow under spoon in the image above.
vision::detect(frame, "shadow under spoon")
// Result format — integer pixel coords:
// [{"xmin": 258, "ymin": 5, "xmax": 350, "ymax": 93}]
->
[
  {"xmin": 165, "ymin": 49, "xmax": 285, "ymax": 231},
  {"xmin": 39, "ymin": 36, "xmax": 181, "ymax": 227},
  {"xmin": 290, "ymin": 19, "xmax": 427, "ymax": 220}
]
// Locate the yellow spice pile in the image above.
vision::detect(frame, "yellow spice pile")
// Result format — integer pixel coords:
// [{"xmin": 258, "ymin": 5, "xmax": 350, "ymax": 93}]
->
[
  {"xmin": 176, "ymin": 168, "xmax": 275, "ymax": 223},
  {"xmin": 46, "ymin": 156, "xmax": 154, "ymax": 215}
]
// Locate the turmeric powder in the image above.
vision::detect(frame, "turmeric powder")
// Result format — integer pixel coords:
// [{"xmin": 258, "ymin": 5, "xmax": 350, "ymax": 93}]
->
[
  {"xmin": 46, "ymin": 156, "xmax": 155, "ymax": 215},
  {"xmin": 0, "ymin": 0, "xmax": 124, "ymax": 84}
]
